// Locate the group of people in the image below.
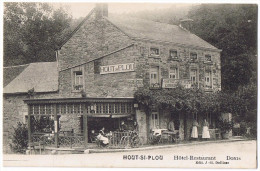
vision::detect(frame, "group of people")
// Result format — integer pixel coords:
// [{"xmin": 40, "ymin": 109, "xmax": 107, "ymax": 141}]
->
[
  {"xmin": 191, "ymin": 119, "xmax": 210, "ymax": 140},
  {"xmin": 94, "ymin": 120, "xmax": 139, "ymax": 147}
]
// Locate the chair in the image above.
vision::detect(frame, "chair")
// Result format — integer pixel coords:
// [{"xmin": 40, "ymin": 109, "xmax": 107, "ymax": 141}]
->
[{"xmin": 160, "ymin": 132, "xmax": 170, "ymax": 144}]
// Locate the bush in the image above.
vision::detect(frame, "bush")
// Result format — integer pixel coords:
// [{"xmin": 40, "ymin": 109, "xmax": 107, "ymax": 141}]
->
[
  {"xmin": 217, "ymin": 119, "xmax": 234, "ymax": 133},
  {"xmin": 10, "ymin": 122, "xmax": 28, "ymax": 154}
]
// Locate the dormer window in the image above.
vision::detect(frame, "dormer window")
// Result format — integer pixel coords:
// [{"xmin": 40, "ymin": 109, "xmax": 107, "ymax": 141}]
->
[
  {"xmin": 190, "ymin": 52, "xmax": 198, "ymax": 62},
  {"xmin": 150, "ymin": 47, "xmax": 160, "ymax": 56},
  {"xmin": 205, "ymin": 54, "xmax": 212, "ymax": 62},
  {"xmin": 169, "ymin": 50, "xmax": 178, "ymax": 60}
]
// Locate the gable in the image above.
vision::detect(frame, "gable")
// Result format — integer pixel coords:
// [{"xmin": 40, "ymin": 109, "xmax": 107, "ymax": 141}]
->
[{"xmin": 58, "ymin": 10, "xmax": 132, "ymax": 71}]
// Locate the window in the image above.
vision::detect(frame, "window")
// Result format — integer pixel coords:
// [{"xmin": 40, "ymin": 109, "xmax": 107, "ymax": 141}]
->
[
  {"xmin": 151, "ymin": 112, "xmax": 159, "ymax": 129},
  {"xmin": 205, "ymin": 54, "xmax": 212, "ymax": 62},
  {"xmin": 169, "ymin": 67, "xmax": 178, "ymax": 79},
  {"xmin": 205, "ymin": 71, "xmax": 212, "ymax": 88},
  {"xmin": 190, "ymin": 69, "xmax": 197, "ymax": 85},
  {"xmin": 169, "ymin": 50, "xmax": 178, "ymax": 60},
  {"xmin": 190, "ymin": 52, "xmax": 198, "ymax": 62},
  {"xmin": 150, "ymin": 67, "xmax": 160, "ymax": 87},
  {"xmin": 73, "ymin": 71, "xmax": 83, "ymax": 91},
  {"xmin": 150, "ymin": 47, "xmax": 160, "ymax": 56}
]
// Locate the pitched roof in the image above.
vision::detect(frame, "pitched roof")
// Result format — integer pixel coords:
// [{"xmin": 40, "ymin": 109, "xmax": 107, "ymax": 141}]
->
[
  {"xmin": 105, "ymin": 14, "xmax": 219, "ymax": 50},
  {"xmin": 4, "ymin": 62, "xmax": 58, "ymax": 94},
  {"xmin": 3, "ymin": 64, "xmax": 29, "ymax": 87}
]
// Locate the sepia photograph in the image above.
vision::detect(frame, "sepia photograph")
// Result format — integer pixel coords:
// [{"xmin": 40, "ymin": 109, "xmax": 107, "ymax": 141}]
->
[{"xmin": 2, "ymin": 0, "xmax": 258, "ymax": 169}]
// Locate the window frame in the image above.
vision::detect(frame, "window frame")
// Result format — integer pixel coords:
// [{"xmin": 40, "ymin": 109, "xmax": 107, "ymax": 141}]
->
[
  {"xmin": 149, "ymin": 47, "xmax": 160, "ymax": 57},
  {"xmin": 149, "ymin": 66, "xmax": 160, "ymax": 88},
  {"xmin": 204, "ymin": 54, "xmax": 212, "ymax": 63},
  {"xmin": 190, "ymin": 69, "xmax": 198, "ymax": 85},
  {"xmin": 190, "ymin": 52, "xmax": 198, "ymax": 62},
  {"xmin": 169, "ymin": 49, "xmax": 178, "ymax": 60},
  {"xmin": 169, "ymin": 67, "xmax": 179, "ymax": 79},
  {"xmin": 205, "ymin": 70, "xmax": 213, "ymax": 89},
  {"xmin": 71, "ymin": 66, "xmax": 85, "ymax": 92}
]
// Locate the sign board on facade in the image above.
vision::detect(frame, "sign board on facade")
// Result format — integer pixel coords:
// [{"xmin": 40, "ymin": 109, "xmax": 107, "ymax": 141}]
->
[
  {"xmin": 162, "ymin": 79, "xmax": 191, "ymax": 89},
  {"xmin": 100, "ymin": 63, "xmax": 135, "ymax": 74}
]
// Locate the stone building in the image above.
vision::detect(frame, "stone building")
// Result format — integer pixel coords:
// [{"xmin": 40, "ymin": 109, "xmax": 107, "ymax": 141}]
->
[{"xmin": 3, "ymin": 4, "xmax": 221, "ymax": 152}]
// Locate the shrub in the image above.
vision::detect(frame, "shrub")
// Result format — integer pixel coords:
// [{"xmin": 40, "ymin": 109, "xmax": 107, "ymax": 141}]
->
[{"xmin": 10, "ymin": 122, "xmax": 28, "ymax": 154}]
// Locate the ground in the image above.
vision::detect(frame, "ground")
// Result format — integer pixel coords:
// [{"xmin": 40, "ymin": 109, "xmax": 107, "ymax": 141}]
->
[{"xmin": 3, "ymin": 140, "xmax": 257, "ymax": 168}]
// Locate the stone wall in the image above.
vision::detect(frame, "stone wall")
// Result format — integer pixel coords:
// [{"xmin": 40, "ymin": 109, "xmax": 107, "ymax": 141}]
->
[
  {"xmin": 58, "ymin": 11, "xmax": 133, "ymax": 71},
  {"xmin": 134, "ymin": 41, "xmax": 221, "ymax": 91},
  {"xmin": 3, "ymin": 92, "xmax": 60, "ymax": 153}
]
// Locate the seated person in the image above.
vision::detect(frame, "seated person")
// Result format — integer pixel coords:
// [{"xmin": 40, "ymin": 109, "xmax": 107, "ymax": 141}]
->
[
  {"xmin": 90, "ymin": 130, "xmax": 97, "ymax": 143},
  {"xmin": 97, "ymin": 127, "xmax": 109, "ymax": 146}
]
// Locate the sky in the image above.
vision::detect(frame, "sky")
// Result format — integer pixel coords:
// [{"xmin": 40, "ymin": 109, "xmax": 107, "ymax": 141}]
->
[{"xmin": 51, "ymin": 3, "xmax": 193, "ymax": 19}]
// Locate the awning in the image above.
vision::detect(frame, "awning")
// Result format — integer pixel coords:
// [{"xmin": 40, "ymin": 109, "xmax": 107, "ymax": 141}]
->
[{"xmin": 24, "ymin": 97, "xmax": 134, "ymax": 104}]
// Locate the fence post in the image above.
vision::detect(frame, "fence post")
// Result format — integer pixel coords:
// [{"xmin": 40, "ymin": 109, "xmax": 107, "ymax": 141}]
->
[
  {"xmin": 54, "ymin": 104, "xmax": 58, "ymax": 148},
  {"xmin": 82, "ymin": 104, "xmax": 88, "ymax": 148},
  {"xmin": 28, "ymin": 105, "xmax": 31, "ymax": 150}
]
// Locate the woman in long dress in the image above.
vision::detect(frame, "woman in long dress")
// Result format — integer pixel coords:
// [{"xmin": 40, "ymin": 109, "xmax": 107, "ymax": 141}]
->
[
  {"xmin": 97, "ymin": 127, "xmax": 109, "ymax": 146},
  {"xmin": 202, "ymin": 119, "xmax": 210, "ymax": 140},
  {"xmin": 191, "ymin": 119, "xmax": 199, "ymax": 139}
]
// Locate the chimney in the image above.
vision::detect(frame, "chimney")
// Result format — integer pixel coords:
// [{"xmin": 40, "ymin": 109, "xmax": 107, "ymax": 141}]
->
[
  {"xmin": 95, "ymin": 3, "xmax": 108, "ymax": 19},
  {"xmin": 179, "ymin": 19, "xmax": 193, "ymax": 32}
]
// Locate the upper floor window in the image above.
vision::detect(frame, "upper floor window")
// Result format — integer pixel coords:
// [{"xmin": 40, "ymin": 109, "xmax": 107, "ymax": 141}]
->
[
  {"xmin": 205, "ymin": 54, "xmax": 212, "ymax": 62},
  {"xmin": 150, "ymin": 67, "xmax": 160, "ymax": 87},
  {"xmin": 169, "ymin": 67, "xmax": 179, "ymax": 79},
  {"xmin": 169, "ymin": 50, "xmax": 178, "ymax": 60},
  {"xmin": 205, "ymin": 71, "xmax": 212, "ymax": 88},
  {"xmin": 150, "ymin": 47, "xmax": 160, "ymax": 56},
  {"xmin": 190, "ymin": 52, "xmax": 198, "ymax": 62},
  {"xmin": 74, "ymin": 71, "xmax": 83, "ymax": 91},
  {"xmin": 190, "ymin": 69, "xmax": 197, "ymax": 85}
]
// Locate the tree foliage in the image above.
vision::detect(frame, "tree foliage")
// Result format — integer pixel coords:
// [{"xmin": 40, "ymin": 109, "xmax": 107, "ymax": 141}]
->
[
  {"xmin": 188, "ymin": 4, "xmax": 257, "ymax": 91},
  {"xmin": 10, "ymin": 122, "xmax": 28, "ymax": 154},
  {"xmin": 4, "ymin": 2, "xmax": 72, "ymax": 66}
]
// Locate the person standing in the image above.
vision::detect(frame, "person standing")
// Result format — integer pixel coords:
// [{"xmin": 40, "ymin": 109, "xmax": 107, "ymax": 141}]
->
[
  {"xmin": 202, "ymin": 119, "xmax": 210, "ymax": 140},
  {"xmin": 168, "ymin": 120, "xmax": 175, "ymax": 132},
  {"xmin": 191, "ymin": 119, "xmax": 199, "ymax": 140}
]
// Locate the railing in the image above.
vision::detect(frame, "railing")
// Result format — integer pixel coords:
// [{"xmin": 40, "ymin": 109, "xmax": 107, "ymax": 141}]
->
[
  {"xmin": 109, "ymin": 131, "xmax": 130, "ymax": 148},
  {"xmin": 31, "ymin": 132, "xmax": 84, "ymax": 148},
  {"xmin": 32, "ymin": 133, "xmax": 55, "ymax": 147},
  {"xmin": 59, "ymin": 134, "xmax": 84, "ymax": 148}
]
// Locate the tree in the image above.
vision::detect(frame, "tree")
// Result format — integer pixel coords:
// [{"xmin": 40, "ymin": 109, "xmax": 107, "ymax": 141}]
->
[
  {"xmin": 4, "ymin": 2, "xmax": 72, "ymax": 66},
  {"xmin": 187, "ymin": 4, "xmax": 257, "ymax": 91}
]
